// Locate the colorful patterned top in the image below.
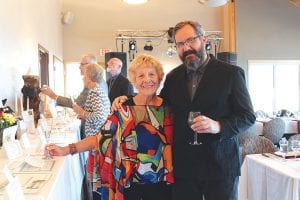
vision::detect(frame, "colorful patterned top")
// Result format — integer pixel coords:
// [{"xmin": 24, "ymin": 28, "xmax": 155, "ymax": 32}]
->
[{"xmin": 88, "ymin": 98, "xmax": 174, "ymax": 200}]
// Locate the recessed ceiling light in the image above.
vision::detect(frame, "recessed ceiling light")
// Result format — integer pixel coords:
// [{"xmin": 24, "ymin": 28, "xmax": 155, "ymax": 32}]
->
[
  {"xmin": 198, "ymin": 0, "xmax": 229, "ymax": 7},
  {"xmin": 123, "ymin": 0, "xmax": 148, "ymax": 5}
]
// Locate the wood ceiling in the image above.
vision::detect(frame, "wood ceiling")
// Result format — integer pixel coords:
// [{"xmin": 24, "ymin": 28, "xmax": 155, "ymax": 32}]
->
[{"xmin": 289, "ymin": 0, "xmax": 300, "ymax": 8}]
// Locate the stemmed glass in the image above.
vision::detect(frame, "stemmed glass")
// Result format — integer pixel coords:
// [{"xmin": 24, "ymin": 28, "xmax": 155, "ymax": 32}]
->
[
  {"xmin": 290, "ymin": 140, "xmax": 300, "ymax": 160},
  {"xmin": 286, "ymin": 110, "xmax": 292, "ymax": 118},
  {"xmin": 188, "ymin": 111, "xmax": 202, "ymax": 145},
  {"xmin": 39, "ymin": 118, "xmax": 52, "ymax": 160},
  {"xmin": 279, "ymin": 139, "xmax": 289, "ymax": 161},
  {"xmin": 43, "ymin": 129, "xmax": 52, "ymax": 159}
]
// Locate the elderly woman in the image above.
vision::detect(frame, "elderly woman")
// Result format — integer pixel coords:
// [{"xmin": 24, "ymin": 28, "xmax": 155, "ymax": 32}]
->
[
  {"xmin": 72, "ymin": 63, "xmax": 110, "ymax": 137},
  {"xmin": 72, "ymin": 63, "xmax": 110, "ymax": 199},
  {"xmin": 45, "ymin": 54, "xmax": 174, "ymax": 200}
]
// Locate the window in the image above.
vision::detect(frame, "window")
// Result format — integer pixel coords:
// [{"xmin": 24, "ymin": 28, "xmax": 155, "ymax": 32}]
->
[
  {"xmin": 65, "ymin": 63, "xmax": 83, "ymax": 99},
  {"xmin": 248, "ymin": 60, "xmax": 300, "ymax": 113},
  {"xmin": 53, "ymin": 56, "xmax": 64, "ymax": 96}
]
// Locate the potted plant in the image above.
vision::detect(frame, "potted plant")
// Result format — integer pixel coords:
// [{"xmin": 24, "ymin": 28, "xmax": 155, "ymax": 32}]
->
[{"xmin": 0, "ymin": 109, "xmax": 17, "ymax": 147}]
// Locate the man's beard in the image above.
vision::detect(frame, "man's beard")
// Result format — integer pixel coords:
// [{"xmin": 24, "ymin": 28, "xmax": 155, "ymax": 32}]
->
[{"xmin": 180, "ymin": 47, "xmax": 206, "ymax": 72}]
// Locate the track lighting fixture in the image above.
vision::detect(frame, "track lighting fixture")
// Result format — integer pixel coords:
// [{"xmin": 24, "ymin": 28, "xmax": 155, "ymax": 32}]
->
[{"xmin": 143, "ymin": 41, "xmax": 153, "ymax": 51}]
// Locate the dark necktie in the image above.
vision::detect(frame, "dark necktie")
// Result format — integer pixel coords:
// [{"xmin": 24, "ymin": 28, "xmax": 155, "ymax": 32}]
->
[{"xmin": 109, "ymin": 77, "xmax": 115, "ymax": 92}]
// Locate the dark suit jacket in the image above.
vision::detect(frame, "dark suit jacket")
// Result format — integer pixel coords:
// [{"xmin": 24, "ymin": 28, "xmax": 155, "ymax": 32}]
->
[
  {"xmin": 107, "ymin": 74, "xmax": 134, "ymax": 103},
  {"xmin": 160, "ymin": 55, "xmax": 255, "ymax": 180}
]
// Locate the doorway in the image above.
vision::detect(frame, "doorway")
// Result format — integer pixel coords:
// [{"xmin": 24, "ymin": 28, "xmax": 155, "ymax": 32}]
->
[{"xmin": 38, "ymin": 44, "xmax": 49, "ymax": 87}]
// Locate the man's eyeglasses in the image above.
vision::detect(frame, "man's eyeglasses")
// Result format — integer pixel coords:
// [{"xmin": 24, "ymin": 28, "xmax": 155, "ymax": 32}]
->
[{"xmin": 175, "ymin": 35, "xmax": 202, "ymax": 50}]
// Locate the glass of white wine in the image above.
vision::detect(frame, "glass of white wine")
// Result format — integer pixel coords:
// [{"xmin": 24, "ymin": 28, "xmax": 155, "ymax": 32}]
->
[
  {"xmin": 188, "ymin": 111, "xmax": 202, "ymax": 145},
  {"xmin": 279, "ymin": 139, "xmax": 288, "ymax": 161},
  {"xmin": 290, "ymin": 140, "xmax": 300, "ymax": 160},
  {"xmin": 44, "ymin": 129, "xmax": 52, "ymax": 160}
]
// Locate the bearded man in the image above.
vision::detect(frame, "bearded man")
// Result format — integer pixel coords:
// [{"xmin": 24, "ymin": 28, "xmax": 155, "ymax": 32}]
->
[{"xmin": 159, "ymin": 21, "xmax": 256, "ymax": 200}]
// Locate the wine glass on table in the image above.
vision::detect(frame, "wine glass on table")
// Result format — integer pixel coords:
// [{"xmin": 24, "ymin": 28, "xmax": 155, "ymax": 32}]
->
[
  {"xmin": 188, "ymin": 111, "xmax": 202, "ymax": 145},
  {"xmin": 290, "ymin": 140, "xmax": 300, "ymax": 160},
  {"xmin": 279, "ymin": 139, "xmax": 288, "ymax": 161},
  {"xmin": 43, "ymin": 128, "xmax": 53, "ymax": 160}
]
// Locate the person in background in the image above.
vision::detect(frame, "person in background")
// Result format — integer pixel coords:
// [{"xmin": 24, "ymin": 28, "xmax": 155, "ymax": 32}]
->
[
  {"xmin": 41, "ymin": 55, "xmax": 109, "ymax": 200},
  {"xmin": 72, "ymin": 63, "xmax": 110, "ymax": 200},
  {"xmin": 72, "ymin": 63, "xmax": 110, "ymax": 137},
  {"xmin": 41, "ymin": 54, "xmax": 109, "ymax": 139},
  {"xmin": 112, "ymin": 21, "xmax": 256, "ymax": 200},
  {"xmin": 106, "ymin": 57, "xmax": 134, "ymax": 102},
  {"xmin": 45, "ymin": 54, "xmax": 174, "ymax": 200}
]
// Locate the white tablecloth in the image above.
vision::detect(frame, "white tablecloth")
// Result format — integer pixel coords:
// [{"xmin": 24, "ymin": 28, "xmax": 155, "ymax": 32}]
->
[
  {"xmin": 0, "ymin": 118, "xmax": 86, "ymax": 200},
  {"xmin": 47, "ymin": 154, "xmax": 84, "ymax": 200},
  {"xmin": 239, "ymin": 154, "xmax": 300, "ymax": 200}
]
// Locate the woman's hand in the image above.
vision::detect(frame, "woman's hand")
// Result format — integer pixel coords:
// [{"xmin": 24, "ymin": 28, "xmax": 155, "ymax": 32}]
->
[
  {"xmin": 45, "ymin": 144, "xmax": 69, "ymax": 156},
  {"xmin": 190, "ymin": 115, "xmax": 221, "ymax": 134},
  {"xmin": 40, "ymin": 85, "xmax": 58, "ymax": 100},
  {"xmin": 111, "ymin": 96, "xmax": 128, "ymax": 112}
]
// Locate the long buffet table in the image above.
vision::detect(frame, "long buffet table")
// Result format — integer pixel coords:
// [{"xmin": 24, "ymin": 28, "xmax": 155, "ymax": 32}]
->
[{"xmin": 0, "ymin": 118, "xmax": 86, "ymax": 200}]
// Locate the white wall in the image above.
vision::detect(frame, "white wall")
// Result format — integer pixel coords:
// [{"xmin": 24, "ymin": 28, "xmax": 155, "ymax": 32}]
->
[
  {"xmin": 236, "ymin": 0, "xmax": 300, "ymax": 72},
  {"xmin": 0, "ymin": 0, "xmax": 63, "ymax": 110}
]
